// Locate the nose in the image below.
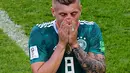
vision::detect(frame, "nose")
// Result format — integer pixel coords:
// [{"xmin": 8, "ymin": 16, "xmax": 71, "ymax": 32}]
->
[{"xmin": 65, "ymin": 14, "xmax": 73, "ymax": 23}]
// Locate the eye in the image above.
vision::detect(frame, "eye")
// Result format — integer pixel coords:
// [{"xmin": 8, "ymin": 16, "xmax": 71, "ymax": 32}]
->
[
  {"xmin": 60, "ymin": 13, "xmax": 67, "ymax": 17},
  {"xmin": 71, "ymin": 12, "xmax": 78, "ymax": 16}
]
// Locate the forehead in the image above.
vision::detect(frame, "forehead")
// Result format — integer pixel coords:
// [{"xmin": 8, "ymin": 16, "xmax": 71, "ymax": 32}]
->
[{"xmin": 54, "ymin": 2, "xmax": 80, "ymax": 13}]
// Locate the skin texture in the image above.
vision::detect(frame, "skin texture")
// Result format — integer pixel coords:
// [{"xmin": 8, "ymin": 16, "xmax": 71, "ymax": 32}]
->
[
  {"xmin": 30, "ymin": 0, "xmax": 106, "ymax": 73},
  {"xmin": 73, "ymin": 46, "xmax": 106, "ymax": 73}
]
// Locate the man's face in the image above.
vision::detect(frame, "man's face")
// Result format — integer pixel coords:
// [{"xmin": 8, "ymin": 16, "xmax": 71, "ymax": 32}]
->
[{"xmin": 51, "ymin": 2, "xmax": 82, "ymax": 28}]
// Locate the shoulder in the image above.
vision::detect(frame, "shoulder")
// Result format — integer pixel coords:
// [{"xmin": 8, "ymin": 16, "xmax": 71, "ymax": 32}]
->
[
  {"xmin": 29, "ymin": 21, "xmax": 55, "ymax": 46},
  {"xmin": 36, "ymin": 21, "xmax": 54, "ymax": 29},
  {"xmin": 79, "ymin": 20, "xmax": 99, "ymax": 27},
  {"xmin": 79, "ymin": 20, "xmax": 100, "ymax": 31},
  {"xmin": 80, "ymin": 20, "xmax": 95, "ymax": 25},
  {"xmin": 31, "ymin": 21, "xmax": 54, "ymax": 35}
]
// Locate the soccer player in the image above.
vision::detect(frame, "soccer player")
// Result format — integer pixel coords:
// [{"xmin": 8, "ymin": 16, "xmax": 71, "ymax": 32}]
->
[{"xmin": 28, "ymin": 0, "xmax": 106, "ymax": 73}]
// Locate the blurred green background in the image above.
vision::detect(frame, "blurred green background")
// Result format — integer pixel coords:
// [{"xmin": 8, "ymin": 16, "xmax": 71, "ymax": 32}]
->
[{"xmin": 0, "ymin": 0, "xmax": 130, "ymax": 73}]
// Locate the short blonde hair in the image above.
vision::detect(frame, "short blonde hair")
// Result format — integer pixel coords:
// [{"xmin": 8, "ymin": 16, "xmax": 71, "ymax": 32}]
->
[{"xmin": 52, "ymin": 0, "xmax": 80, "ymax": 5}]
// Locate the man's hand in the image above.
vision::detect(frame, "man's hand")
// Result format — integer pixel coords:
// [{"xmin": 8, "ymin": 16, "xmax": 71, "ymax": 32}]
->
[
  {"xmin": 58, "ymin": 20, "xmax": 70, "ymax": 47},
  {"xmin": 68, "ymin": 21, "xmax": 79, "ymax": 48}
]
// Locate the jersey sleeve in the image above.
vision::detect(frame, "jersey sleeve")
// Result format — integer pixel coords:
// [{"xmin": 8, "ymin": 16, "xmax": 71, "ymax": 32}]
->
[
  {"xmin": 28, "ymin": 26, "xmax": 48, "ymax": 64},
  {"xmin": 89, "ymin": 23, "xmax": 105, "ymax": 55}
]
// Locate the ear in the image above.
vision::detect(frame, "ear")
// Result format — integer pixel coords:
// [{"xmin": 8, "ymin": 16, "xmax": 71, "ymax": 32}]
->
[
  {"xmin": 51, "ymin": 7, "xmax": 55, "ymax": 17},
  {"xmin": 79, "ymin": 5, "xmax": 82, "ymax": 12},
  {"xmin": 79, "ymin": 5, "xmax": 82, "ymax": 15}
]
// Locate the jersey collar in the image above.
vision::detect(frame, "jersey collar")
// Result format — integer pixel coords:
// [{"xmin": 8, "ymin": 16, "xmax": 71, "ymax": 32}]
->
[{"xmin": 52, "ymin": 20, "xmax": 58, "ymax": 34}]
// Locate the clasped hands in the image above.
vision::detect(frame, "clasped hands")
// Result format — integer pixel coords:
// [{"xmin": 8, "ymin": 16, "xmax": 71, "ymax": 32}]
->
[{"xmin": 58, "ymin": 19, "xmax": 79, "ymax": 49}]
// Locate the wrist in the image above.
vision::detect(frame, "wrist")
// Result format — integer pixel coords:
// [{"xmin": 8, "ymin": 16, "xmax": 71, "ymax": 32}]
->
[
  {"xmin": 57, "ymin": 42, "xmax": 66, "ymax": 49},
  {"xmin": 71, "ymin": 42, "xmax": 79, "ymax": 49}
]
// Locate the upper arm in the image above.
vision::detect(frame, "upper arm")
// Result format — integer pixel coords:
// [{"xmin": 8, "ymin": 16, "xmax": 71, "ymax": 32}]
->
[
  {"xmin": 89, "ymin": 23, "xmax": 105, "ymax": 55},
  {"xmin": 28, "ymin": 26, "xmax": 48, "ymax": 64}
]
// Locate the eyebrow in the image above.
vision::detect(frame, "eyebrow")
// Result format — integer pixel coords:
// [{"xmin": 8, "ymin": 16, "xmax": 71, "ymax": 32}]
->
[
  {"xmin": 59, "ymin": 10, "xmax": 78, "ymax": 14},
  {"xmin": 59, "ymin": 12, "xmax": 67, "ymax": 15},
  {"xmin": 71, "ymin": 11, "xmax": 78, "ymax": 13}
]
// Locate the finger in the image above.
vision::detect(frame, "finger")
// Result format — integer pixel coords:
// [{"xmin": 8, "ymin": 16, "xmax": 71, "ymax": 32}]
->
[
  {"xmin": 72, "ymin": 21, "xmax": 78, "ymax": 31},
  {"xmin": 64, "ymin": 24, "xmax": 69, "ymax": 34},
  {"xmin": 69, "ymin": 23, "xmax": 75, "ymax": 33},
  {"xmin": 58, "ymin": 24, "xmax": 69, "ymax": 41},
  {"xmin": 60, "ymin": 20, "xmax": 69, "ymax": 29},
  {"xmin": 68, "ymin": 21, "xmax": 75, "ymax": 33},
  {"xmin": 60, "ymin": 22, "xmax": 69, "ymax": 35},
  {"xmin": 72, "ymin": 25, "xmax": 75, "ymax": 32},
  {"xmin": 60, "ymin": 21, "xmax": 65, "ymax": 28},
  {"xmin": 63, "ymin": 25, "xmax": 69, "ymax": 42},
  {"xmin": 58, "ymin": 21, "xmax": 64, "ymax": 33},
  {"xmin": 68, "ymin": 25, "xmax": 74, "ymax": 34},
  {"xmin": 67, "ymin": 24, "xmax": 72, "ymax": 34},
  {"xmin": 72, "ymin": 21, "xmax": 76, "ymax": 28}
]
